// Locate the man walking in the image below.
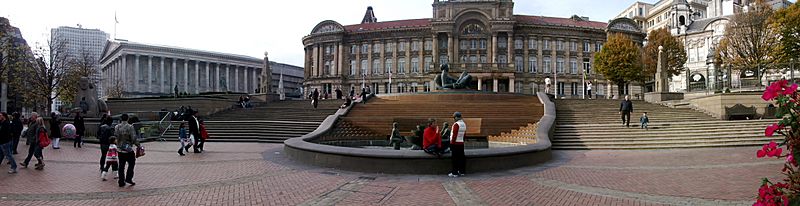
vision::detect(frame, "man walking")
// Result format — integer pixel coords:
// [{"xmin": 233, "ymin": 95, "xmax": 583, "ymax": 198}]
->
[
  {"xmin": 586, "ymin": 81, "xmax": 593, "ymax": 99},
  {"xmin": 115, "ymin": 114, "xmax": 140, "ymax": 187},
  {"xmin": 312, "ymin": 88, "xmax": 320, "ymax": 109},
  {"xmin": 188, "ymin": 110, "xmax": 203, "ymax": 153},
  {"xmin": 619, "ymin": 95, "xmax": 634, "ymax": 127},
  {"xmin": 0, "ymin": 112, "xmax": 17, "ymax": 174},
  {"xmin": 448, "ymin": 112, "xmax": 466, "ymax": 177}
]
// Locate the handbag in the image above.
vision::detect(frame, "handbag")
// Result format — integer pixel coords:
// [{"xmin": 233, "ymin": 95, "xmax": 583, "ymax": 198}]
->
[{"xmin": 135, "ymin": 146, "xmax": 145, "ymax": 158}]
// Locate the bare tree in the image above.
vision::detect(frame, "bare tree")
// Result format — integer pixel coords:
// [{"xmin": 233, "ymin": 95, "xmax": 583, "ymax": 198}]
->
[
  {"xmin": 10, "ymin": 35, "xmax": 70, "ymax": 113},
  {"xmin": 59, "ymin": 48, "xmax": 99, "ymax": 104}
]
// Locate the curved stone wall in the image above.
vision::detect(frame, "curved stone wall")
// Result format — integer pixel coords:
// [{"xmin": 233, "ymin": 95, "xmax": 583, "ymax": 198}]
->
[{"xmin": 283, "ymin": 92, "xmax": 554, "ymax": 174}]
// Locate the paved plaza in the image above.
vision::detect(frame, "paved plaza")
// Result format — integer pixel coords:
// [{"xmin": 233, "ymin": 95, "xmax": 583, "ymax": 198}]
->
[{"xmin": 0, "ymin": 142, "xmax": 781, "ymax": 206}]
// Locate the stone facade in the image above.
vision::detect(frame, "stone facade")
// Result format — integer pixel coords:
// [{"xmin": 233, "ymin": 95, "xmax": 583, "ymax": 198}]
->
[{"xmin": 303, "ymin": 0, "xmax": 645, "ymax": 99}]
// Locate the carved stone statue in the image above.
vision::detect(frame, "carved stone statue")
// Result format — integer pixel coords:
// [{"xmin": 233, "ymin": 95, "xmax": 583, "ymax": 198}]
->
[
  {"xmin": 434, "ymin": 64, "xmax": 472, "ymax": 89},
  {"xmin": 73, "ymin": 77, "xmax": 108, "ymax": 117}
]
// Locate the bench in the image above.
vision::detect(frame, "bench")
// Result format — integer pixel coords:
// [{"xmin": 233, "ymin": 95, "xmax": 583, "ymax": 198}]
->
[{"xmin": 725, "ymin": 104, "xmax": 757, "ymax": 120}]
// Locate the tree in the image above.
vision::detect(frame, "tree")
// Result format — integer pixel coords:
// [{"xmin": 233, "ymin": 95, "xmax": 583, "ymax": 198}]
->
[
  {"xmin": 105, "ymin": 81, "xmax": 124, "ymax": 99},
  {"xmin": 718, "ymin": 0, "xmax": 783, "ymax": 82},
  {"xmin": 772, "ymin": 2, "xmax": 800, "ymax": 62},
  {"xmin": 58, "ymin": 49, "xmax": 99, "ymax": 105},
  {"xmin": 594, "ymin": 33, "xmax": 643, "ymax": 97},
  {"xmin": 10, "ymin": 36, "xmax": 70, "ymax": 114},
  {"xmin": 643, "ymin": 28, "xmax": 687, "ymax": 79}
]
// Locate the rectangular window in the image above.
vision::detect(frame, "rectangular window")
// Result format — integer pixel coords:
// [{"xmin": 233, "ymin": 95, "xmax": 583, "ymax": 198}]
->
[
  {"xmin": 351, "ymin": 45, "xmax": 357, "ymax": 54},
  {"xmin": 514, "ymin": 39, "xmax": 523, "ymax": 49},
  {"xmin": 374, "ymin": 43, "xmax": 381, "ymax": 53},
  {"xmin": 411, "ymin": 57, "xmax": 419, "ymax": 73},
  {"xmin": 440, "ymin": 55, "xmax": 448, "ymax": 65},
  {"xmin": 325, "ymin": 46, "xmax": 331, "ymax": 55},
  {"xmin": 480, "ymin": 55, "xmax": 487, "ymax": 63},
  {"xmin": 557, "ymin": 40, "xmax": 564, "ymax": 51},
  {"xmin": 362, "ymin": 44, "xmax": 369, "ymax": 53},
  {"xmin": 386, "ymin": 42, "xmax": 394, "ymax": 53},
  {"xmin": 399, "ymin": 42, "xmax": 406, "ymax": 52},
  {"xmin": 425, "ymin": 39, "xmax": 433, "ymax": 51},
  {"xmin": 570, "ymin": 41, "xmax": 577, "ymax": 51},
  {"xmin": 350, "ymin": 60, "xmax": 357, "ymax": 75},
  {"xmin": 412, "ymin": 41, "xmax": 420, "ymax": 51},
  {"xmin": 498, "ymin": 37, "xmax": 508, "ymax": 49},
  {"xmin": 470, "ymin": 40, "xmax": 477, "ymax": 50},
  {"xmin": 398, "ymin": 59, "xmax": 406, "ymax": 73},
  {"xmin": 460, "ymin": 40, "xmax": 468, "ymax": 50},
  {"xmin": 529, "ymin": 38, "xmax": 537, "ymax": 50},
  {"xmin": 583, "ymin": 41, "xmax": 590, "ymax": 52},
  {"xmin": 440, "ymin": 39, "xmax": 448, "ymax": 49},
  {"xmin": 557, "ymin": 57, "xmax": 565, "ymax": 74},
  {"xmin": 361, "ymin": 60, "xmax": 368, "ymax": 75},
  {"xmin": 385, "ymin": 59, "xmax": 393, "ymax": 74},
  {"xmin": 571, "ymin": 82, "xmax": 578, "ymax": 96},
  {"xmin": 583, "ymin": 60, "xmax": 591, "ymax": 74},
  {"xmin": 373, "ymin": 59, "xmax": 381, "ymax": 74},
  {"xmin": 424, "ymin": 56, "xmax": 432, "ymax": 72},
  {"xmin": 544, "ymin": 56, "xmax": 551, "ymax": 73},
  {"xmin": 570, "ymin": 58, "xmax": 578, "ymax": 74},
  {"xmin": 480, "ymin": 39, "xmax": 487, "ymax": 49},
  {"xmin": 543, "ymin": 39, "xmax": 550, "ymax": 50},
  {"xmin": 470, "ymin": 55, "xmax": 478, "ymax": 63},
  {"xmin": 529, "ymin": 57, "xmax": 537, "ymax": 73},
  {"xmin": 498, "ymin": 55, "xmax": 508, "ymax": 64},
  {"xmin": 596, "ymin": 42, "xmax": 603, "ymax": 52},
  {"xmin": 515, "ymin": 56, "xmax": 524, "ymax": 72}
]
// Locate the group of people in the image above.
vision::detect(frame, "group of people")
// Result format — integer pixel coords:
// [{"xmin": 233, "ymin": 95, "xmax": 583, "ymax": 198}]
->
[
  {"xmin": 0, "ymin": 112, "xmax": 55, "ymax": 173},
  {"xmin": 96, "ymin": 113, "xmax": 143, "ymax": 187},
  {"xmin": 176, "ymin": 111, "xmax": 208, "ymax": 156},
  {"xmin": 312, "ymin": 86, "xmax": 373, "ymax": 109},
  {"xmin": 619, "ymin": 95, "xmax": 649, "ymax": 129},
  {"xmin": 237, "ymin": 95, "xmax": 252, "ymax": 108},
  {"xmin": 389, "ymin": 112, "xmax": 467, "ymax": 177}
]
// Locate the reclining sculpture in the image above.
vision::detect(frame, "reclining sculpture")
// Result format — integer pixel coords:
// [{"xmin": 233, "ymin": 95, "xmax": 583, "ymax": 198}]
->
[{"xmin": 434, "ymin": 64, "xmax": 472, "ymax": 89}]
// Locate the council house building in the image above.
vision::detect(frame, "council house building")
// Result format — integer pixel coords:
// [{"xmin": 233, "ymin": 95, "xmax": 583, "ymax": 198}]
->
[{"xmin": 302, "ymin": 0, "xmax": 645, "ymax": 99}]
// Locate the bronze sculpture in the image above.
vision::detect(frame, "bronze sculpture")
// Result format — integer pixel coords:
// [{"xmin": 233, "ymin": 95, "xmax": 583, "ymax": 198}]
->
[
  {"xmin": 73, "ymin": 77, "xmax": 108, "ymax": 117},
  {"xmin": 434, "ymin": 64, "xmax": 472, "ymax": 89}
]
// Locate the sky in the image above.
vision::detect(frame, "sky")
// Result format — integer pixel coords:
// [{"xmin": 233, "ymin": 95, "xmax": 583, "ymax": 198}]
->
[{"xmin": 1, "ymin": 0, "xmax": 650, "ymax": 67}]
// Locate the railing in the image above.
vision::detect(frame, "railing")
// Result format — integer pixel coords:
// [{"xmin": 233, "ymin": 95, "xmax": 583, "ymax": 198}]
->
[
  {"xmin": 158, "ymin": 111, "xmax": 177, "ymax": 139},
  {"xmin": 445, "ymin": 62, "xmax": 516, "ymax": 73}
]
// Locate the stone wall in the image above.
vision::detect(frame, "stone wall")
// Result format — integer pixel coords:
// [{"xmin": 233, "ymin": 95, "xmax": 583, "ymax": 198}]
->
[
  {"xmin": 107, "ymin": 97, "xmax": 235, "ymax": 118},
  {"xmin": 689, "ymin": 92, "xmax": 769, "ymax": 119}
]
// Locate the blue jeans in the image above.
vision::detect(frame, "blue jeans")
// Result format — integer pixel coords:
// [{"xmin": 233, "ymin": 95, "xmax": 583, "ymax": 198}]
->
[{"xmin": 0, "ymin": 142, "xmax": 17, "ymax": 170}]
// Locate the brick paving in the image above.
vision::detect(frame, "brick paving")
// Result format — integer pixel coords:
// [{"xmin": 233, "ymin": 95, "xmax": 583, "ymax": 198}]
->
[{"xmin": 0, "ymin": 141, "xmax": 783, "ymax": 205}]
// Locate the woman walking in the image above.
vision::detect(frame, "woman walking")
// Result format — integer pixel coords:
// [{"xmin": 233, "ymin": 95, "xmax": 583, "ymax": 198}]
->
[
  {"xmin": 49, "ymin": 112, "xmax": 62, "ymax": 149},
  {"xmin": 21, "ymin": 117, "xmax": 46, "ymax": 170}
]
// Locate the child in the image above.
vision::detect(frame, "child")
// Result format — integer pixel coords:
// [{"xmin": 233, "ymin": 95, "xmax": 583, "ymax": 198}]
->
[
  {"xmin": 178, "ymin": 123, "xmax": 188, "ymax": 156},
  {"xmin": 640, "ymin": 112, "xmax": 649, "ymax": 130},
  {"xmin": 101, "ymin": 137, "xmax": 119, "ymax": 181},
  {"xmin": 389, "ymin": 122, "xmax": 403, "ymax": 150}
]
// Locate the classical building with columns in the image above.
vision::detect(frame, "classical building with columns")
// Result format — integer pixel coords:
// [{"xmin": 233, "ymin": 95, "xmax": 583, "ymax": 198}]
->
[
  {"xmin": 99, "ymin": 40, "xmax": 303, "ymax": 98},
  {"xmin": 303, "ymin": 0, "xmax": 645, "ymax": 99}
]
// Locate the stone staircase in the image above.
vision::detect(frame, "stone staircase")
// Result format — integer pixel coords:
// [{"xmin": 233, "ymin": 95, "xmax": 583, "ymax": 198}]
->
[
  {"xmin": 553, "ymin": 99, "xmax": 780, "ymax": 149},
  {"xmin": 162, "ymin": 100, "xmax": 343, "ymax": 143},
  {"xmin": 487, "ymin": 123, "xmax": 538, "ymax": 145}
]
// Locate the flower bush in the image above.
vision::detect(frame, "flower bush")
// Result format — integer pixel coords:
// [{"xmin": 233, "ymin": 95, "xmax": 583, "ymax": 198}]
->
[{"xmin": 756, "ymin": 79, "xmax": 800, "ymax": 206}]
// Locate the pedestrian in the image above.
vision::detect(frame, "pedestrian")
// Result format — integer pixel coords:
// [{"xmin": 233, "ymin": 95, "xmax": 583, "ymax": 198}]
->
[
  {"xmin": 20, "ymin": 115, "xmax": 46, "ymax": 170},
  {"xmin": 101, "ymin": 137, "xmax": 118, "ymax": 181},
  {"xmin": 0, "ymin": 112, "xmax": 17, "ymax": 174},
  {"xmin": 188, "ymin": 110, "xmax": 203, "ymax": 153},
  {"xmin": 10, "ymin": 112, "xmax": 23, "ymax": 154},
  {"xmin": 640, "ymin": 112, "xmax": 649, "ymax": 130},
  {"xmin": 439, "ymin": 121, "xmax": 451, "ymax": 153},
  {"xmin": 98, "ymin": 116, "xmax": 116, "ymax": 175},
  {"xmin": 349, "ymin": 86, "xmax": 355, "ymax": 99},
  {"xmin": 335, "ymin": 87, "xmax": 343, "ymax": 99},
  {"xmin": 49, "ymin": 112, "xmax": 62, "ymax": 149},
  {"xmin": 73, "ymin": 112, "xmax": 85, "ymax": 148},
  {"xmin": 198, "ymin": 120, "xmax": 208, "ymax": 151},
  {"xmin": 312, "ymin": 88, "xmax": 320, "ymax": 109},
  {"xmin": 545, "ymin": 77, "xmax": 552, "ymax": 94},
  {"xmin": 448, "ymin": 112, "xmax": 466, "ymax": 177},
  {"xmin": 177, "ymin": 122, "xmax": 188, "ymax": 156},
  {"xmin": 423, "ymin": 118, "xmax": 442, "ymax": 157},
  {"xmin": 360, "ymin": 87, "xmax": 367, "ymax": 104},
  {"xmin": 389, "ymin": 122, "xmax": 403, "ymax": 150},
  {"xmin": 619, "ymin": 95, "xmax": 634, "ymax": 127},
  {"xmin": 115, "ymin": 114, "xmax": 140, "ymax": 187},
  {"xmin": 586, "ymin": 81, "xmax": 593, "ymax": 99}
]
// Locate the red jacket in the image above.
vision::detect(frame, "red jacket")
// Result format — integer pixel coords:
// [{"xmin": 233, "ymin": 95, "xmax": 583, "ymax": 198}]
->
[
  {"xmin": 200, "ymin": 124, "xmax": 209, "ymax": 140},
  {"xmin": 422, "ymin": 126, "xmax": 441, "ymax": 149}
]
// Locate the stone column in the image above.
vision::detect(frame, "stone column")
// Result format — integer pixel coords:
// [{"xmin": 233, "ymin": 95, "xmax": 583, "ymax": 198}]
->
[
  {"xmin": 252, "ymin": 69, "xmax": 258, "ymax": 94},
  {"xmin": 491, "ymin": 34, "xmax": 498, "ymax": 63},
  {"xmin": 448, "ymin": 34, "xmax": 454, "ymax": 63},
  {"xmin": 523, "ymin": 37, "xmax": 530, "ymax": 73},
  {"xmin": 172, "ymin": 59, "xmax": 177, "ymax": 93},
  {"xmin": 226, "ymin": 64, "xmax": 230, "ymax": 92},
  {"xmin": 205, "ymin": 62, "xmax": 210, "ymax": 92},
  {"xmin": 235, "ymin": 66, "xmax": 240, "ymax": 92},
  {"xmin": 432, "ymin": 34, "xmax": 439, "ymax": 66},
  {"xmin": 338, "ymin": 43, "xmax": 344, "ymax": 76},
  {"xmin": 507, "ymin": 33, "xmax": 513, "ymax": 64},
  {"xmin": 134, "ymin": 54, "xmax": 140, "ymax": 92},
  {"xmin": 312, "ymin": 45, "xmax": 319, "ymax": 77},
  {"xmin": 380, "ymin": 41, "xmax": 385, "ymax": 74},
  {"xmin": 367, "ymin": 43, "xmax": 373, "ymax": 75},
  {"xmin": 333, "ymin": 43, "xmax": 339, "ymax": 76},
  {"xmin": 509, "ymin": 77, "xmax": 515, "ymax": 93},
  {"xmin": 215, "ymin": 63, "xmax": 220, "ymax": 92},
  {"xmin": 122, "ymin": 55, "xmax": 127, "ymax": 92},
  {"xmin": 244, "ymin": 67, "xmax": 249, "ymax": 93},
  {"xmin": 405, "ymin": 40, "xmax": 411, "ymax": 73},
  {"xmin": 478, "ymin": 78, "xmax": 482, "ymax": 91},
  {"xmin": 148, "ymin": 56, "xmax": 153, "ymax": 93},
  {"xmin": 184, "ymin": 60, "xmax": 189, "ymax": 93},
  {"xmin": 160, "ymin": 57, "xmax": 165, "ymax": 93},
  {"xmin": 195, "ymin": 61, "xmax": 200, "ymax": 94},
  {"xmin": 493, "ymin": 78, "xmax": 499, "ymax": 92}
]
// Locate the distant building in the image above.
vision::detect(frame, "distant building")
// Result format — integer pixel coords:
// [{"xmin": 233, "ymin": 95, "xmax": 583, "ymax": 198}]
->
[
  {"xmin": 303, "ymin": 0, "xmax": 645, "ymax": 99},
  {"xmin": 0, "ymin": 17, "xmax": 34, "ymax": 115},
  {"xmin": 50, "ymin": 26, "xmax": 110, "ymax": 111},
  {"xmin": 99, "ymin": 40, "xmax": 303, "ymax": 98}
]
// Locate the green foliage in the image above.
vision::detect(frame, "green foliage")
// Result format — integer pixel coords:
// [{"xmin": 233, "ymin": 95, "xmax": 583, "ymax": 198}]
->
[
  {"xmin": 718, "ymin": 0, "xmax": 783, "ymax": 76},
  {"xmin": 643, "ymin": 28, "xmax": 687, "ymax": 79},
  {"xmin": 773, "ymin": 2, "xmax": 800, "ymax": 61},
  {"xmin": 593, "ymin": 33, "xmax": 643, "ymax": 85}
]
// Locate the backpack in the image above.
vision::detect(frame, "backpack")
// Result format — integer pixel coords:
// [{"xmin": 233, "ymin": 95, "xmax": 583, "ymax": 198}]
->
[{"xmin": 38, "ymin": 128, "xmax": 51, "ymax": 148}]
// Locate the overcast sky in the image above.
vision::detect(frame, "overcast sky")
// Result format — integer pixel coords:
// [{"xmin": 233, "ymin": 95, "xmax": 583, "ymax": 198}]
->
[{"xmin": 2, "ymin": 0, "xmax": 655, "ymax": 67}]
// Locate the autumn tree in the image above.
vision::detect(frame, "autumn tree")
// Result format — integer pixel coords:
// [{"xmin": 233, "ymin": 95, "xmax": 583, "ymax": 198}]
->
[
  {"xmin": 10, "ymin": 36, "xmax": 70, "ymax": 113},
  {"xmin": 718, "ymin": 0, "xmax": 783, "ymax": 81},
  {"xmin": 643, "ymin": 28, "xmax": 687, "ymax": 79},
  {"xmin": 772, "ymin": 2, "xmax": 800, "ymax": 61},
  {"xmin": 594, "ymin": 33, "xmax": 643, "ymax": 97}
]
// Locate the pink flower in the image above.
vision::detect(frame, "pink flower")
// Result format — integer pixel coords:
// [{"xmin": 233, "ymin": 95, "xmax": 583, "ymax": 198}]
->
[
  {"xmin": 783, "ymin": 83, "xmax": 798, "ymax": 95},
  {"xmin": 763, "ymin": 80, "xmax": 796, "ymax": 100},
  {"xmin": 763, "ymin": 86, "xmax": 780, "ymax": 101},
  {"xmin": 787, "ymin": 153, "xmax": 797, "ymax": 167},
  {"xmin": 757, "ymin": 141, "xmax": 783, "ymax": 158},
  {"xmin": 765, "ymin": 124, "xmax": 783, "ymax": 137}
]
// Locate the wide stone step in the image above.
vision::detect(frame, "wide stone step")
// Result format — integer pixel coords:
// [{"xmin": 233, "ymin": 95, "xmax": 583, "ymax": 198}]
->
[
  {"xmin": 555, "ymin": 131, "xmax": 762, "ymax": 139},
  {"xmin": 552, "ymin": 137, "xmax": 780, "ymax": 146},
  {"xmin": 551, "ymin": 141, "xmax": 776, "ymax": 150},
  {"xmin": 556, "ymin": 120, "xmax": 773, "ymax": 127},
  {"xmin": 554, "ymin": 133, "xmax": 768, "ymax": 142}
]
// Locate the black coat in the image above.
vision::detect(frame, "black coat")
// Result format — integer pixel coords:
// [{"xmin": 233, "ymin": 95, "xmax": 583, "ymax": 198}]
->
[
  {"xmin": 188, "ymin": 116, "xmax": 200, "ymax": 137},
  {"xmin": 98, "ymin": 124, "xmax": 114, "ymax": 145},
  {"xmin": 620, "ymin": 100, "xmax": 634, "ymax": 113},
  {"xmin": 74, "ymin": 116, "xmax": 85, "ymax": 136},
  {"xmin": 10, "ymin": 119, "xmax": 22, "ymax": 139},
  {"xmin": 0, "ymin": 120, "xmax": 11, "ymax": 144},
  {"xmin": 50, "ymin": 118, "xmax": 62, "ymax": 138}
]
